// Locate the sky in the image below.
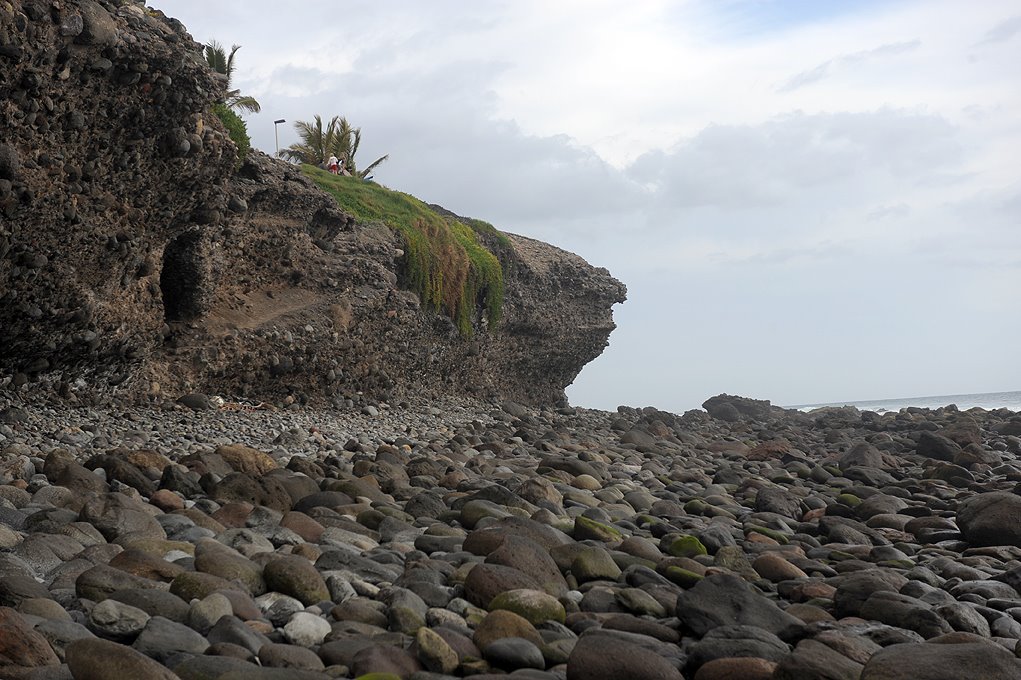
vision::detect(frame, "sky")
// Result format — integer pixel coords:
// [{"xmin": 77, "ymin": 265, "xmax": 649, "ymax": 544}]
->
[{"xmin": 150, "ymin": 0, "xmax": 1021, "ymax": 412}]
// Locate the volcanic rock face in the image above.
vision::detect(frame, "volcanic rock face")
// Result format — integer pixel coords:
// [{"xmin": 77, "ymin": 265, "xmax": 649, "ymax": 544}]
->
[{"xmin": 0, "ymin": 0, "xmax": 626, "ymax": 406}]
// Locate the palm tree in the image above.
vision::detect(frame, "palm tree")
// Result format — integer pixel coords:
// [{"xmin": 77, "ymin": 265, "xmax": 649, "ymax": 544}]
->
[
  {"xmin": 278, "ymin": 115, "xmax": 389, "ymax": 179},
  {"xmin": 334, "ymin": 117, "xmax": 389, "ymax": 179},
  {"xmin": 277, "ymin": 115, "xmax": 335, "ymax": 165},
  {"xmin": 204, "ymin": 40, "xmax": 261, "ymax": 115}
]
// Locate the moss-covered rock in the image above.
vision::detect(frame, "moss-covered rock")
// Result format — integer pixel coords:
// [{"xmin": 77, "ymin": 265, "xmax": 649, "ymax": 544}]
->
[
  {"xmin": 662, "ymin": 566, "xmax": 704, "ymax": 588},
  {"xmin": 746, "ymin": 526, "xmax": 790, "ymax": 544},
  {"xmin": 838, "ymin": 493, "xmax": 863, "ymax": 507},
  {"xmin": 573, "ymin": 515, "xmax": 623, "ymax": 542},
  {"xmin": 489, "ymin": 589, "xmax": 566, "ymax": 625},
  {"xmin": 571, "ymin": 546, "xmax": 622, "ymax": 583},
  {"xmin": 665, "ymin": 534, "xmax": 708, "ymax": 558}
]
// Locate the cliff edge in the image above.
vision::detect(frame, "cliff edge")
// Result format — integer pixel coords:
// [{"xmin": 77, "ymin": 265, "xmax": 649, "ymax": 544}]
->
[{"xmin": 0, "ymin": 0, "xmax": 626, "ymax": 406}]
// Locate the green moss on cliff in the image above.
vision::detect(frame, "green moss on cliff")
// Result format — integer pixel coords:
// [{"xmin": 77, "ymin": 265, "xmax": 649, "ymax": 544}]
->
[{"xmin": 302, "ymin": 165, "xmax": 504, "ymax": 336}]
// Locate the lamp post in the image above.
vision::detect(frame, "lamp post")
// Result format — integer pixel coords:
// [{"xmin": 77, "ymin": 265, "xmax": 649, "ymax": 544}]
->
[{"xmin": 274, "ymin": 119, "xmax": 286, "ymax": 156}]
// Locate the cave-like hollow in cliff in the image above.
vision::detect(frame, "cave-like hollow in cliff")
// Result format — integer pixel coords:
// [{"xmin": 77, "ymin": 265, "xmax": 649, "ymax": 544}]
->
[{"xmin": 160, "ymin": 229, "xmax": 207, "ymax": 323}]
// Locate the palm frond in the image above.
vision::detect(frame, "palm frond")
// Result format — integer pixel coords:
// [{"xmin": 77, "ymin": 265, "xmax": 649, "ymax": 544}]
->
[
  {"xmin": 204, "ymin": 39, "xmax": 260, "ymax": 116},
  {"xmin": 204, "ymin": 40, "xmax": 227, "ymax": 74},
  {"xmin": 357, "ymin": 155, "xmax": 389, "ymax": 178},
  {"xmin": 225, "ymin": 44, "xmax": 241, "ymax": 83},
  {"xmin": 225, "ymin": 92, "xmax": 261, "ymax": 114}
]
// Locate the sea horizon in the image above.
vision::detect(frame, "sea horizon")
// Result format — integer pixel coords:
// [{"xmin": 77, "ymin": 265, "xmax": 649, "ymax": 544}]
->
[{"xmin": 787, "ymin": 389, "xmax": 1021, "ymax": 414}]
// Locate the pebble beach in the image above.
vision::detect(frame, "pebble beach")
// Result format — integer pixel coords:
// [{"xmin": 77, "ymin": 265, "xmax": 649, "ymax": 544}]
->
[{"xmin": 2, "ymin": 394, "xmax": 1021, "ymax": 680}]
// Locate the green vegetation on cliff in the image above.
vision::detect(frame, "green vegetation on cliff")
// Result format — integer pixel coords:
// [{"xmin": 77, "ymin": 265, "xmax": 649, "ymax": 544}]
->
[
  {"xmin": 212, "ymin": 103, "xmax": 250, "ymax": 163},
  {"xmin": 303, "ymin": 165, "xmax": 505, "ymax": 336}
]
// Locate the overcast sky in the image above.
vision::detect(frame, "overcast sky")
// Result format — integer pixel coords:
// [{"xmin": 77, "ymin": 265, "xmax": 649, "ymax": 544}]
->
[{"xmin": 151, "ymin": 0, "xmax": 1021, "ymax": 412}]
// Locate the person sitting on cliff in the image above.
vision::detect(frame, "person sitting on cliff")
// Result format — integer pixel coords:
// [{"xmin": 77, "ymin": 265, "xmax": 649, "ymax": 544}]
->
[{"xmin": 327, "ymin": 155, "xmax": 340, "ymax": 174}]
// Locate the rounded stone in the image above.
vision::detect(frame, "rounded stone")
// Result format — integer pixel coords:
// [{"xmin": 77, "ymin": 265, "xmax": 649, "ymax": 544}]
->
[
  {"xmin": 472, "ymin": 609, "xmax": 542, "ymax": 652},
  {"xmin": 956, "ymin": 492, "xmax": 1021, "ymax": 548},
  {"xmin": 66, "ymin": 638, "xmax": 180, "ymax": 680},
  {"xmin": 263, "ymin": 555, "xmax": 330, "ymax": 606},
  {"xmin": 489, "ymin": 588, "xmax": 566, "ymax": 624},
  {"xmin": 567, "ymin": 632, "xmax": 683, "ymax": 680},
  {"xmin": 282, "ymin": 611, "xmax": 331, "ymax": 647},
  {"xmin": 483, "ymin": 636, "xmax": 546, "ymax": 671},
  {"xmin": 694, "ymin": 657, "xmax": 778, "ymax": 680},
  {"xmin": 87, "ymin": 598, "xmax": 150, "ymax": 640},
  {"xmin": 753, "ymin": 552, "xmax": 808, "ymax": 582},
  {"xmin": 415, "ymin": 626, "xmax": 459, "ymax": 674}
]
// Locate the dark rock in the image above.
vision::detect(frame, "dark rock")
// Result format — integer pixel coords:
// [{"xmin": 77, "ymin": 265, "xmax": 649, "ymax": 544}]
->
[
  {"xmin": 65, "ymin": 638, "xmax": 180, "ymax": 680},
  {"xmin": 773, "ymin": 638, "xmax": 864, "ymax": 680},
  {"xmin": 0, "ymin": 144, "xmax": 20, "ymax": 180},
  {"xmin": 107, "ymin": 590, "xmax": 190, "ymax": 624},
  {"xmin": 833, "ymin": 570, "xmax": 908, "ymax": 618},
  {"xmin": 859, "ymin": 591, "xmax": 953, "ymax": 639},
  {"xmin": 675, "ymin": 573, "xmax": 805, "ymax": 641},
  {"xmin": 483, "ymin": 636, "xmax": 546, "ymax": 670},
  {"xmin": 212, "ymin": 473, "xmax": 293, "ymax": 512},
  {"xmin": 566, "ymin": 631, "xmax": 682, "ymax": 680},
  {"xmin": 754, "ymin": 486, "xmax": 802, "ymax": 519},
  {"xmin": 0, "ymin": 560, "xmax": 53, "ymax": 606},
  {"xmin": 170, "ymin": 655, "xmax": 255, "ymax": 680},
  {"xmin": 464, "ymin": 563, "xmax": 543, "ymax": 609},
  {"xmin": 839, "ymin": 442, "xmax": 897, "ymax": 470},
  {"xmin": 685, "ymin": 624, "xmax": 789, "ymax": 672},
  {"xmin": 76, "ymin": 566, "xmax": 162, "ymax": 603},
  {"xmin": 956, "ymin": 491, "xmax": 1021, "ymax": 548},
  {"xmin": 177, "ymin": 393, "xmax": 213, "ymax": 410},
  {"xmin": 703, "ymin": 394, "xmax": 774, "ymax": 421},
  {"xmin": 77, "ymin": 492, "xmax": 165, "ymax": 542},
  {"xmin": 263, "ymin": 555, "xmax": 330, "ymax": 606},
  {"xmin": 205, "ymin": 615, "xmax": 271, "ymax": 656},
  {"xmin": 487, "ymin": 536, "xmax": 569, "ymax": 596},
  {"xmin": 860, "ymin": 640, "xmax": 1021, "ymax": 680},
  {"xmin": 350, "ymin": 644, "xmax": 422, "ymax": 678},
  {"xmin": 75, "ymin": 1, "xmax": 118, "ymax": 46},
  {"xmin": 258, "ymin": 642, "xmax": 325, "ymax": 670},
  {"xmin": 131, "ymin": 616, "xmax": 209, "ymax": 663},
  {"xmin": 292, "ymin": 490, "xmax": 353, "ymax": 514},
  {"xmin": 916, "ymin": 432, "xmax": 962, "ymax": 461},
  {"xmin": 0, "ymin": 606, "xmax": 61, "ymax": 668}
]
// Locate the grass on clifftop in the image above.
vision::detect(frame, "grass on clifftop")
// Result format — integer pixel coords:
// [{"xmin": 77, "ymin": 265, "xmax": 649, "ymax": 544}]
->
[{"xmin": 303, "ymin": 165, "xmax": 505, "ymax": 336}]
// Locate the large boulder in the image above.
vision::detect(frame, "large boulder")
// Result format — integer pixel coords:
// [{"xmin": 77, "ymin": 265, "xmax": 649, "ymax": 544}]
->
[
  {"xmin": 956, "ymin": 491, "xmax": 1021, "ymax": 548},
  {"xmin": 860, "ymin": 639, "xmax": 1021, "ymax": 680},
  {"xmin": 675, "ymin": 573, "xmax": 805, "ymax": 641},
  {"xmin": 916, "ymin": 432, "xmax": 962, "ymax": 461},
  {"xmin": 702, "ymin": 394, "xmax": 774, "ymax": 422},
  {"xmin": 567, "ymin": 631, "xmax": 683, "ymax": 680},
  {"xmin": 65, "ymin": 638, "xmax": 180, "ymax": 680}
]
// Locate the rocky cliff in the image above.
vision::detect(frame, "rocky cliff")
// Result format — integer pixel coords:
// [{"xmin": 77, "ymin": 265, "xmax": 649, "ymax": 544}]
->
[{"xmin": 0, "ymin": 0, "xmax": 626, "ymax": 407}]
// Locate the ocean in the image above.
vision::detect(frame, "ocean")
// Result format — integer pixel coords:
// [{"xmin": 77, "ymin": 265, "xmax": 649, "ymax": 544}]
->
[{"xmin": 788, "ymin": 390, "xmax": 1021, "ymax": 414}]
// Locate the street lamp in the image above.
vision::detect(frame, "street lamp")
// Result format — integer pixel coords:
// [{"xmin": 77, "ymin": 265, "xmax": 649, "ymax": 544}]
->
[{"xmin": 274, "ymin": 119, "xmax": 286, "ymax": 156}]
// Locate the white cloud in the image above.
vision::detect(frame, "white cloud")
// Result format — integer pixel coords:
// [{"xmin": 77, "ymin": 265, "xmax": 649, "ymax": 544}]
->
[
  {"xmin": 778, "ymin": 40, "xmax": 921, "ymax": 92},
  {"xmin": 977, "ymin": 15, "xmax": 1021, "ymax": 45}
]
